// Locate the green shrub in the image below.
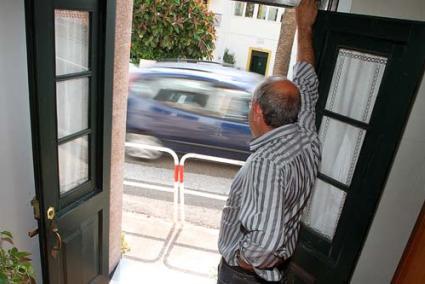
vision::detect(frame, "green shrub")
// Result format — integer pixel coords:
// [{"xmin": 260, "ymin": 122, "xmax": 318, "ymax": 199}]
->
[
  {"xmin": 223, "ymin": 49, "xmax": 235, "ymax": 65},
  {"xmin": 131, "ymin": 0, "xmax": 216, "ymax": 63},
  {"xmin": 0, "ymin": 231, "xmax": 35, "ymax": 284}
]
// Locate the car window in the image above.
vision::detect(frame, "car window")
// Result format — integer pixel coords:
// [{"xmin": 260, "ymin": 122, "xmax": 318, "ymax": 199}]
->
[
  {"xmin": 155, "ymin": 89, "xmax": 207, "ymax": 108},
  {"xmin": 153, "ymin": 78, "xmax": 226, "ymax": 117},
  {"xmin": 215, "ymin": 88, "xmax": 251, "ymax": 122},
  {"xmin": 225, "ymin": 97, "xmax": 250, "ymax": 121},
  {"xmin": 129, "ymin": 77, "xmax": 157, "ymax": 98}
]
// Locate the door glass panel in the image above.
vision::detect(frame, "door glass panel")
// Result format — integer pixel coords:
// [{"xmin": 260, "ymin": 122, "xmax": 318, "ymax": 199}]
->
[
  {"xmin": 58, "ymin": 136, "xmax": 89, "ymax": 195},
  {"xmin": 303, "ymin": 180, "xmax": 347, "ymax": 240},
  {"xmin": 56, "ymin": 78, "xmax": 89, "ymax": 138},
  {"xmin": 319, "ymin": 117, "xmax": 366, "ymax": 185},
  {"xmin": 325, "ymin": 49, "xmax": 387, "ymax": 123},
  {"xmin": 55, "ymin": 10, "xmax": 90, "ymax": 75}
]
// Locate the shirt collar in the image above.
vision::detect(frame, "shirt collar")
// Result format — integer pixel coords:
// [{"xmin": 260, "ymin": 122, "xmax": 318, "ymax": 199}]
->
[{"xmin": 249, "ymin": 123, "xmax": 298, "ymax": 152}]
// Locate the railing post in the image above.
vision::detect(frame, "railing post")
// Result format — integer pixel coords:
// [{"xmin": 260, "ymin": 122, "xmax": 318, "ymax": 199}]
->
[{"xmin": 125, "ymin": 142, "xmax": 180, "ymax": 223}]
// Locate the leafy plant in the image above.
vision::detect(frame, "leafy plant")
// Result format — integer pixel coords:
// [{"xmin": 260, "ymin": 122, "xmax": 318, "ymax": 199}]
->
[
  {"xmin": 0, "ymin": 231, "xmax": 35, "ymax": 284},
  {"xmin": 223, "ymin": 49, "xmax": 235, "ymax": 65},
  {"xmin": 131, "ymin": 0, "xmax": 216, "ymax": 63}
]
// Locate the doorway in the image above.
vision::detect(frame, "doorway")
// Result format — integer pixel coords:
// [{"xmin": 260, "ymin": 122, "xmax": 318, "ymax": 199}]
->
[{"xmin": 247, "ymin": 48, "xmax": 271, "ymax": 75}]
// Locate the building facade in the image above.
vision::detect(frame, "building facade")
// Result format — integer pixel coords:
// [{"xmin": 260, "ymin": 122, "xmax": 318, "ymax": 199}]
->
[{"xmin": 208, "ymin": 0, "xmax": 285, "ymax": 76}]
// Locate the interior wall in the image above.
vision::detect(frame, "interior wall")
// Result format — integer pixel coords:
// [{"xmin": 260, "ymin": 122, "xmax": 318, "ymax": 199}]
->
[
  {"xmin": 346, "ymin": 0, "xmax": 425, "ymax": 283},
  {"xmin": 0, "ymin": 0, "xmax": 42, "ymax": 282}
]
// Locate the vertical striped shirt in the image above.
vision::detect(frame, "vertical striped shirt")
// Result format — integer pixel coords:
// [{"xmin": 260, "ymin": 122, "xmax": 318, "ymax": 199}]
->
[{"xmin": 218, "ymin": 62, "xmax": 321, "ymax": 282}]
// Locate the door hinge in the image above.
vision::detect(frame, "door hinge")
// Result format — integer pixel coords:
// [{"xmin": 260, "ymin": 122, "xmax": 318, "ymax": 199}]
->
[{"xmin": 31, "ymin": 197, "xmax": 41, "ymax": 220}]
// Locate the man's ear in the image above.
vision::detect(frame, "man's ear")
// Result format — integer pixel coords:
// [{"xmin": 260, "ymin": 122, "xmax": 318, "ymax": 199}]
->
[{"xmin": 253, "ymin": 102, "xmax": 263, "ymax": 121}]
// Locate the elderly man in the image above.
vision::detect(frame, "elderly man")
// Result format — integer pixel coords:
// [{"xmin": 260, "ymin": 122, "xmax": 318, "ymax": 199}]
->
[{"xmin": 217, "ymin": 0, "xmax": 321, "ymax": 283}]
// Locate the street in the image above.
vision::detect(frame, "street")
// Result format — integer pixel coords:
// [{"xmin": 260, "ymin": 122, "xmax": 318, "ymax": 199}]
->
[{"xmin": 123, "ymin": 154, "xmax": 241, "ymax": 228}]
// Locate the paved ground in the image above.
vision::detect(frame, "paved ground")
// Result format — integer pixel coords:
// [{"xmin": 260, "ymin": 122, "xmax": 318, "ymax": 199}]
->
[
  {"xmin": 112, "ymin": 155, "xmax": 241, "ymax": 283},
  {"xmin": 111, "ymin": 212, "xmax": 220, "ymax": 284}
]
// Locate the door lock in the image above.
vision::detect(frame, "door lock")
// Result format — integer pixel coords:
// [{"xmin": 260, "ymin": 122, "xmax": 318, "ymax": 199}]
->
[
  {"xmin": 30, "ymin": 197, "xmax": 40, "ymax": 220},
  {"xmin": 47, "ymin": 207, "xmax": 56, "ymax": 220}
]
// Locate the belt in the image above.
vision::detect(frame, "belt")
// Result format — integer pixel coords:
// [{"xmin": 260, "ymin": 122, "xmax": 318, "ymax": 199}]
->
[{"xmin": 219, "ymin": 258, "xmax": 290, "ymax": 284}]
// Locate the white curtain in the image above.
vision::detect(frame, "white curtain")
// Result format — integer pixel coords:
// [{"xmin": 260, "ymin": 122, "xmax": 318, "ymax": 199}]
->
[
  {"xmin": 58, "ymin": 136, "xmax": 89, "ymax": 194},
  {"xmin": 303, "ymin": 180, "xmax": 346, "ymax": 239},
  {"xmin": 56, "ymin": 78, "xmax": 89, "ymax": 139},
  {"xmin": 54, "ymin": 10, "xmax": 90, "ymax": 195},
  {"xmin": 55, "ymin": 10, "xmax": 89, "ymax": 76},
  {"xmin": 303, "ymin": 49, "xmax": 388, "ymax": 240}
]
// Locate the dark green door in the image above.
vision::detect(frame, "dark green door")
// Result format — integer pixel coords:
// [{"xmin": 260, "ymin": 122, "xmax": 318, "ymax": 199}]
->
[
  {"xmin": 290, "ymin": 12, "xmax": 425, "ymax": 283},
  {"xmin": 25, "ymin": 0, "xmax": 115, "ymax": 282},
  {"xmin": 249, "ymin": 50, "xmax": 269, "ymax": 75}
]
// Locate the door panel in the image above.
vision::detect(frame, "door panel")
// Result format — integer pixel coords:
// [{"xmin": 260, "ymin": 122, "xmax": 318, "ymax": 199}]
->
[
  {"xmin": 249, "ymin": 50, "xmax": 269, "ymax": 75},
  {"xmin": 289, "ymin": 12, "xmax": 425, "ymax": 283},
  {"xmin": 25, "ymin": 0, "xmax": 115, "ymax": 282}
]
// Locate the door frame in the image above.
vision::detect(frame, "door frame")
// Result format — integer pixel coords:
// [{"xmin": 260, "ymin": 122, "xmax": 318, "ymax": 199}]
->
[
  {"xmin": 24, "ymin": 0, "xmax": 116, "ymax": 282},
  {"xmin": 246, "ymin": 47, "xmax": 272, "ymax": 75},
  {"xmin": 291, "ymin": 11, "xmax": 425, "ymax": 283}
]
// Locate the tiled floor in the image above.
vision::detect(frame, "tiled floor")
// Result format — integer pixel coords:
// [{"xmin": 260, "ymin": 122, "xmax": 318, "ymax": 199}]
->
[{"xmin": 111, "ymin": 211, "xmax": 221, "ymax": 284}]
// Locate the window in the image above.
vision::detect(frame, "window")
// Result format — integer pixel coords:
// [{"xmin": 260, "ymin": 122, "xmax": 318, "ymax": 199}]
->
[
  {"xmin": 155, "ymin": 89, "xmax": 207, "ymax": 108},
  {"xmin": 257, "ymin": 5, "xmax": 267, "ymax": 20},
  {"xmin": 55, "ymin": 10, "xmax": 91, "ymax": 195},
  {"xmin": 216, "ymin": 88, "xmax": 251, "ymax": 121},
  {"xmin": 225, "ymin": 97, "xmax": 250, "ymax": 121},
  {"xmin": 267, "ymin": 7, "xmax": 278, "ymax": 21},
  {"xmin": 234, "ymin": 2, "xmax": 244, "ymax": 16},
  {"xmin": 245, "ymin": 3, "xmax": 255, "ymax": 18},
  {"xmin": 303, "ymin": 49, "xmax": 388, "ymax": 240}
]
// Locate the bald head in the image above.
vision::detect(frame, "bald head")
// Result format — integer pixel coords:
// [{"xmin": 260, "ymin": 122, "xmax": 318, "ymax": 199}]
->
[{"xmin": 252, "ymin": 77, "xmax": 301, "ymax": 128}]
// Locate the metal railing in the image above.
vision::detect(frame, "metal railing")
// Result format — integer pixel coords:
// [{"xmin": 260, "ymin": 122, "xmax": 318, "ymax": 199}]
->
[
  {"xmin": 125, "ymin": 142, "xmax": 246, "ymax": 223},
  {"xmin": 125, "ymin": 142, "xmax": 180, "ymax": 222},
  {"xmin": 178, "ymin": 153, "xmax": 245, "ymax": 222}
]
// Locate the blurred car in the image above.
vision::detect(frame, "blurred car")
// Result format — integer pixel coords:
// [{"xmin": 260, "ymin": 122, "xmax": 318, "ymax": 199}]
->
[{"xmin": 126, "ymin": 61, "xmax": 263, "ymax": 161}]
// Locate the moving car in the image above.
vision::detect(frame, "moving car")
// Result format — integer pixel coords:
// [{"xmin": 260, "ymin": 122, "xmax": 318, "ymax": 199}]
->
[{"xmin": 126, "ymin": 61, "xmax": 263, "ymax": 161}]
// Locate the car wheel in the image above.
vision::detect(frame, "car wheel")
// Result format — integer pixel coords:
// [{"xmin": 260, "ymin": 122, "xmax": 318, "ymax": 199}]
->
[{"xmin": 125, "ymin": 133, "xmax": 163, "ymax": 160}]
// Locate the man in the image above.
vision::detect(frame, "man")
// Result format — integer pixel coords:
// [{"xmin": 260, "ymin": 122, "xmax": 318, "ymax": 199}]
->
[{"xmin": 217, "ymin": 0, "xmax": 320, "ymax": 283}]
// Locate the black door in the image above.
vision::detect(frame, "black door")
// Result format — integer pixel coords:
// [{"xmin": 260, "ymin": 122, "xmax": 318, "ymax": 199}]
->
[
  {"xmin": 290, "ymin": 12, "xmax": 425, "ymax": 283},
  {"xmin": 249, "ymin": 50, "xmax": 269, "ymax": 75},
  {"xmin": 25, "ymin": 0, "xmax": 115, "ymax": 282}
]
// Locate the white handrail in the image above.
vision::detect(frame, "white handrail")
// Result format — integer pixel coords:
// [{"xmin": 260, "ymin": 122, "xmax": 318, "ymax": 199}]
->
[
  {"xmin": 125, "ymin": 142, "xmax": 180, "ymax": 223},
  {"xmin": 178, "ymin": 153, "xmax": 245, "ymax": 222}
]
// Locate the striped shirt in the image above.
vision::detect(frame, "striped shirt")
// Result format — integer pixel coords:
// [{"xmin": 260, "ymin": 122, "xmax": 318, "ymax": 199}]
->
[{"xmin": 218, "ymin": 62, "xmax": 321, "ymax": 282}]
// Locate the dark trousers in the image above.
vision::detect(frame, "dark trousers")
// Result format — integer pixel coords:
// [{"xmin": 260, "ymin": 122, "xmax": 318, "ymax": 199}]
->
[{"xmin": 217, "ymin": 258, "xmax": 288, "ymax": 284}]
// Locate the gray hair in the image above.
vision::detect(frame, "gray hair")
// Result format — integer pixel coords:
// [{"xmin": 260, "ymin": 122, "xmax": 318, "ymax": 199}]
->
[{"xmin": 252, "ymin": 76, "xmax": 301, "ymax": 128}]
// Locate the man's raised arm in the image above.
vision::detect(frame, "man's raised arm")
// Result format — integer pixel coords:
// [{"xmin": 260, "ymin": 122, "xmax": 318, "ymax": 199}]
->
[
  {"xmin": 296, "ymin": 0, "xmax": 317, "ymax": 65},
  {"xmin": 293, "ymin": 0, "xmax": 319, "ymax": 131}
]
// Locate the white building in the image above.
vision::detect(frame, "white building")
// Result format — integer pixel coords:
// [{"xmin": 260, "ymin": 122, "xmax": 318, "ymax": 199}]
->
[{"xmin": 208, "ymin": 0, "xmax": 285, "ymax": 76}]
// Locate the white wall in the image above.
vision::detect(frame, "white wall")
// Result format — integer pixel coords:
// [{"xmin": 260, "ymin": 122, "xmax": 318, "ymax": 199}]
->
[
  {"xmin": 0, "ymin": 0, "xmax": 42, "ymax": 282},
  {"xmin": 209, "ymin": 0, "xmax": 283, "ymax": 76},
  {"xmin": 346, "ymin": 0, "xmax": 425, "ymax": 283}
]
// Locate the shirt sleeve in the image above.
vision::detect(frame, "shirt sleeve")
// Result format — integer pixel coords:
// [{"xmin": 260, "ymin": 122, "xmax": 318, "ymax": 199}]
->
[
  {"xmin": 292, "ymin": 61, "xmax": 319, "ymax": 132},
  {"xmin": 238, "ymin": 158, "xmax": 286, "ymax": 269}
]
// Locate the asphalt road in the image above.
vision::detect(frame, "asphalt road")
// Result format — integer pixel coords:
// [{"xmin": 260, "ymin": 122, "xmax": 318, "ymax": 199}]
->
[{"xmin": 123, "ymin": 154, "xmax": 242, "ymax": 228}]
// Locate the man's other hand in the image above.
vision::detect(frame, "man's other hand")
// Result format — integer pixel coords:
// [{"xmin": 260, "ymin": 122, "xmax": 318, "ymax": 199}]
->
[{"xmin": 296, "ymin": 0, "xmax": 318, "ymax": 30}]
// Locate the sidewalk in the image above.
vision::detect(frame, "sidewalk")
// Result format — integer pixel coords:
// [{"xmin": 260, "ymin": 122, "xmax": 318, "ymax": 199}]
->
[{"xmin": 111, "ymin": 211, "xmax": 221, "ymax": 284}]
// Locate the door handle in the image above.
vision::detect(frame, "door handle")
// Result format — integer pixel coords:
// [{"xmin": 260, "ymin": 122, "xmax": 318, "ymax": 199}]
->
[
  {"xmin": 50, "ymin": 224, "xmax": 62, "ymax": 259},
  {"xmin": 51, "ymin": 227, "xmax": 62, "ymax": 258},
  {"xmin": 28, "ymin": 228, "xmax": 39, "ymax": 238},
  {"xmin": 46, "ymin": 206, "xmax": 62, "ymax": 258}
]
